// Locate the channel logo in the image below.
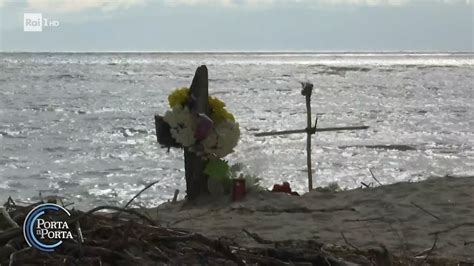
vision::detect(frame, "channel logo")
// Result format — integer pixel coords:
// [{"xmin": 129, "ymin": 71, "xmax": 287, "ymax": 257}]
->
[
  {"xmin": 23, "ymin": 203, "xmax": 74, "ymax": 252},
  {"xmin": 23, "ymin": 13, "xmax": 43, "ymax": 32},
  {"xmin": 23, "ymin": 13, "xmax": 60, "ymax": 32}
]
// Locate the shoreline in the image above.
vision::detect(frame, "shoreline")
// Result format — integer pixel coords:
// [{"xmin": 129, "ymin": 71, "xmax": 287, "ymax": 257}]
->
[{"xmin": 143, "ymin": 175, "xmax": 474, "ymax": 262}]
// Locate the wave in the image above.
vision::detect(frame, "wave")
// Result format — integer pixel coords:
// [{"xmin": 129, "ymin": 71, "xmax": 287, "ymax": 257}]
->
[{"xmin": 0, "ymin": 130, "xmax": 27, "ymax": 139}]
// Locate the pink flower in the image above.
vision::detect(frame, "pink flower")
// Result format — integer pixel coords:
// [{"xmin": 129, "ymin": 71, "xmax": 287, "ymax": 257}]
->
[{"xmin": 194, "ymin": 113, "xmax": 213, "ymax": 141}]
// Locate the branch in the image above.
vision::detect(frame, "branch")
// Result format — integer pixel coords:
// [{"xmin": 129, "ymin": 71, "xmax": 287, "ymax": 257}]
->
[
  {"xmin": 368, "ymin": 168, "xmax": 383, "ymax": 186},
  {"xmin": 410, "ymin": 202, "xmax": 441, "ymax": 221},
  {"xmin": 340, "ymin": 232, "xmax": 361, "ymax": 251},
  {"xmin": 464, "ymin": 240, "xmax": 474, "ymax": 246},
  {"xmin": 232, "ymin": 206, "xmax": 356, "ymax": 214},
  {"xmin": 429, "ymin": 222, "xmax": 474, "ymax": 235},
  {"xmin": 415, "ymin": 235, "xmax": 438, "ymax": 266},
  {"xmin": 123, "ymin": 180, "xmax": 161, "ymax": 210},
  {"xmin": 69, "ymin": 205, "xmax": 156, "ymax": 226},
  {"xmin": 0, "ymin": 207, "xmax": 19, "ymax": 228},
  {"xmin": 242, "ymin": 229, "xmax": 273, "ymax": 244},
  {"xmin": 344, "ymin": 217, "xmax": 385, "ymax": 222}
]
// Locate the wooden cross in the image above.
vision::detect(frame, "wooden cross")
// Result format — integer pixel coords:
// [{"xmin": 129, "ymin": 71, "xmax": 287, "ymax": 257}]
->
[
  {"xmin": 255, "ymin": 82, "xmax": 369, "ymax": 191},
  {"xmin": 185, "ymin": 65, "xmax": 210, "ymax": 200},
  {"xmin": 155, "ymin": 65, "xmax": 210, "ymax": 200}
]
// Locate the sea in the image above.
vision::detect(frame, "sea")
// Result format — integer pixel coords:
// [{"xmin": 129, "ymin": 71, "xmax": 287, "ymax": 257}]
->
[{"xmin": 0, "ymin": 52, "xmax": 473, "ymax": 209}]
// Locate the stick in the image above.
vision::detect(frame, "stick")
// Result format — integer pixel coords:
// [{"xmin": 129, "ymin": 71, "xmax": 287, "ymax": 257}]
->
[
  {"xmin": 232, "ymin": 206, "xmax": 355, "ymax": 213},
  {"xmin": 148, "ymin": 232, "xmax": 245, "ymax": 266},
  {"xmin": 123, "ymin": 180, "xmax": 161, "ymax": 210},
  {"xmin": 4, "ymin": 197, "xmax": 16, "ymax": 211},
  {"xmin": 368, "ymin": 168, "xmax": 383, "ymax": 186},
  {"xmin": 235, "ymin": 252, "xmax": 288, "ymax": 265},
  {"xmin": 464, "ymin": 240, "xmax": 474, "ymax": 246},
  {"xmin": 75, "ymin": 221, "xmax": 84, "ymax": 243},
  {"xmin": 415, "ymin": 235, "xmax": 438, "ymax": 257},
  {"xmin": 344, "ymin": 217, "xmax": 385, "ymax": 222},
  {"xmin": 302, "ymin": 82, "xmax": 314, "ymax": 191},
  {"xmin": 410, "ymin": 202, "xmax": 441, "ymax": 221},
  {"xmin": 242, "ymin": 229, "xmax": 273, "ymax": 244},
  {"xmin": 142, "ymin": 239, "xmax": 170, "ymax": 261},
  {"xmin": 172, "ymin": 189, "xmax": 179, "ymax": 203},
  {"xmin": 429, "ymin": 222, "xmax": 474, "ymax": 235},
  {"xmin": 0, "ymin": 207, "xmax": 19, "ymax": 228},
  {"xmin": 75, "ymin": 221, "xmax": 85, "ymax": 259},
  {"xmin": 169, "ymin": 209, "xmax": 215, "ymax": 226},
  {"xmin": 69, "ymin": 205, "xmax": 156, "ymax": 226},
  {"xmin": 340, "ymin": 232, "xmax": 361, "ymax": 252},
  {"xmin": 254, "ymin": 126, "xmax": 369, "ymax": 137},
  {"xmin": 416, "ymin": 235, "xmax": 438, "ymax": 266},
  {"xmin": 340, "ymin": 232, "xmax": 357, "ymax": 250}
]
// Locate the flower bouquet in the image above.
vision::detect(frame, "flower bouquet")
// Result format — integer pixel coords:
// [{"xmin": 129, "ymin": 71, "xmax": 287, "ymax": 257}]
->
[{"xmin": 158, "ymin": 87, "xmax": 240, "ymax": 159}]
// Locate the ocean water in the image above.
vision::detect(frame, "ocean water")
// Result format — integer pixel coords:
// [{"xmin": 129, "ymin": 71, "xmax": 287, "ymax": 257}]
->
[{"xmin": 0, "ymin": 52, "xmax": 473, "ymax": 209}]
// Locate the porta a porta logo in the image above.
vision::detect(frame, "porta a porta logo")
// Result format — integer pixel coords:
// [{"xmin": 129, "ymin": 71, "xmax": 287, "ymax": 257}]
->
[
  {"xmin": 23, "ymin": 13, "xmax": 60, "ymax": 32},
  {"xmin": 23, "ymin": 203, "xmax": 74, "ymax": 252}
]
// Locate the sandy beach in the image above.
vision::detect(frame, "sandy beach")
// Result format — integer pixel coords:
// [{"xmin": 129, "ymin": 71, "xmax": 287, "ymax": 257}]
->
[{"xmin": 144, "ymin": 175, "xmax": 474, "ymax": 263}]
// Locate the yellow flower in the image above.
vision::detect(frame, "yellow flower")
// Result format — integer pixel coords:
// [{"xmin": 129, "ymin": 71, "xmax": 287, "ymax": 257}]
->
[
  {"xmin": 168, "ymin": 87, "xmax": 190, "ymax": 108},
  {"xmin": 168, "ymin": 88, "xmax": 236, "ymax": 124},
  {"xmin": 209, "ymin": 96, "xmax": 225, "ymax": 110},
  {"xmin": 209, "ymin": 96, "xmax": 235, "ymax": 124},
  {"xmin": 211, "ymin": 109, "xmax": 235, "ymax": 124}
]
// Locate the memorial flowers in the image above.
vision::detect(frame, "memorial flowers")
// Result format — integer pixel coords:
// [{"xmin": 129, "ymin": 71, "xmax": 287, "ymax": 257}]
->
[
  {"xmin": 204, "ymin": 159, "xmax": 263, "ymax": 195},
  {"xmin": 162, "ymin": 87, "xmax": 240, "ymax": 158}
]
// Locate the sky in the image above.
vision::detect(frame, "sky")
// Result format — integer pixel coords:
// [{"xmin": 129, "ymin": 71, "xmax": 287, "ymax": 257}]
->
[{"xmin": 0, "ymin": 0, "xmax": 472, "ymax": 52}]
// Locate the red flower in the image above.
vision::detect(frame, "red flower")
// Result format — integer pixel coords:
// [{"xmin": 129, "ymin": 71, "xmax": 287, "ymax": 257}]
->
[{"xmin": 272, "ymin": 182, "xmax": 299, "ymax": 196}]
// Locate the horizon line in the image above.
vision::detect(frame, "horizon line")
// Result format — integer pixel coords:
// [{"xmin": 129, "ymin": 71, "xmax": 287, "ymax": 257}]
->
[{"xmin": 1, "ymin": 50, "xmax": 473, "ymax": 54}]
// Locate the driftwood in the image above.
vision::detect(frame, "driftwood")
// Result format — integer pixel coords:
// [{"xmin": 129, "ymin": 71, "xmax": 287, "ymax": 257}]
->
[
  {"xmin": 0, "ymin": 200, "xmax": 468, "ymax": 265},
  {"xmin": 1, "ymin": 201, "xmax": 355, "ymax": 265},
  {"xmin": 0, "ymin": 207, "xmax": 19, "ymax": 229}
]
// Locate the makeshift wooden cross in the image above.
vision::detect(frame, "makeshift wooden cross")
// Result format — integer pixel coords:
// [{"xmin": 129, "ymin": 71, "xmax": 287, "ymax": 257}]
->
[
  {"xmin": 255, "ymin": 82, "xmax": 369, "ymax": 191},
  {"xmin": 155, "ymin": 65, "xmax": 210, "ymax": 200}
]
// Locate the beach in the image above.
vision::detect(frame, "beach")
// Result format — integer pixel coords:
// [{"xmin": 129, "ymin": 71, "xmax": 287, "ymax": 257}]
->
[
  {"xmin": 1, "ymin": 53, "xmax": 473, "ymax": 209},
  {"xmin": 1, "ymin": 0, "xmax": 472, "ymax": 263},
  {"xmin": 144, "ymin": 175, "xmax": 474, "ymax": 263}
]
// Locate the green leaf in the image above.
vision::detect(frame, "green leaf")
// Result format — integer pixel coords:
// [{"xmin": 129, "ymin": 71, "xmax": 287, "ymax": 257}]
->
[{"xmin": 204, "ymin": 159, "xmax": 230, "ymax": 182}]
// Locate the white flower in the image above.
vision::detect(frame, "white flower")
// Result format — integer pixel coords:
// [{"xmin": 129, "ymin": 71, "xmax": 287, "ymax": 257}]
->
[
  {"xmin": 170, "ymin": 127, "xmax": 195, "ymax": 147},
  {"xmin": 163, "ymin": 106, "xmax": 197, "ymax": 147},
  {"xmin": 202, "ymin": 119, "xmax": 240, "ymax": 158},
  {"xmin": 162, "ymin": 104, "xmax": 240, "ymax": 157},
  {"xmin": 201, "ymin": 131, "xmax": 218, "ymax": 151}
]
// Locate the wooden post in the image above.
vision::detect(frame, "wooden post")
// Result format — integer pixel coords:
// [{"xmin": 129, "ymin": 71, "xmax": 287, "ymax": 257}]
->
[
  {"xmin": 185, "ymin": 65, "xmax": 210, "ymax": 200},
  {"xmin": 301, "ymin": 82, "xmax": 314, "ymax": 191}
]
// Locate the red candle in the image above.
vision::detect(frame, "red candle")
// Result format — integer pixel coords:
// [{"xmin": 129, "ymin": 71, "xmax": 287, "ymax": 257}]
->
[{"xmin": 232, "ymin": 178, "xmax": 246, "ymax": 201}]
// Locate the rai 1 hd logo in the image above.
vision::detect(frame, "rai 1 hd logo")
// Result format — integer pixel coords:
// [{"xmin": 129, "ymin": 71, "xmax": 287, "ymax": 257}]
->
[
  {"xmin": 23, "ymin": 13, "xmax": 60, "ymax": 32},
  {"xmin": 23, "ymin": 203, "xmax": 74, "ymax": 252}
]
